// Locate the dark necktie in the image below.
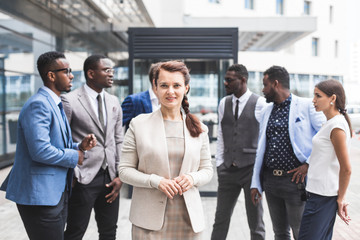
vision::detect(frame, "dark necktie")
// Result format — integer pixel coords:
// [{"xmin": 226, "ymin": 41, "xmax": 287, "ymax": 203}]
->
[
  {"xmin": 58, "ymin": 102, "xmax": 73, "ymax": 191},
  {"xmin": 234, "ymin": 99, "xmax": 239, "ymax": 120},
  {"xmin": 97, "ymin": 94, "xmax": 105, "ymax": 130},
  {"xmin": 58, "ymin": 102, "xmax": 69, "ymax": 136},
  {"xmin": 97, "ymin": 94, "xmax": 107, "ymax": 169}
]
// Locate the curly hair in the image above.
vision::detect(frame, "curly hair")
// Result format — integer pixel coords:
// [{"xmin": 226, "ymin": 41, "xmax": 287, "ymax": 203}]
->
[{"xmin": 37, "ymin": 51, "xmax": 65, "ymax": 82}]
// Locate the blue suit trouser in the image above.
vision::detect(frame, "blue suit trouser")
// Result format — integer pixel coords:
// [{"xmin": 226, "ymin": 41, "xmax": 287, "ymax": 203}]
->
[
  {"xmin": 17, "ymin": 191, "xmax": 69, "ymax": 240},
  {"xmin": 298, "ymin": 193, "xmax": 337, "ymax": 240}
]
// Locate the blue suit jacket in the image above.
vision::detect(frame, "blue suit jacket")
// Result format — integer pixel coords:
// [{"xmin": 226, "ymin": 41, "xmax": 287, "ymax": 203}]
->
[
  {"xmin": 121, "ymin": 90, "xmax": 152, "ymax": 129},
  {"xmin": 0, "ymin": 88, "xmax": 79, "ymax": 205},
  {"xmin": 251, "ymin": 94, "xmax": 326, "ymax": 192}
]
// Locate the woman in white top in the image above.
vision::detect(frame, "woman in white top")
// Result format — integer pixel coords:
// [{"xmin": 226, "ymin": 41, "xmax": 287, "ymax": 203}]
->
[{"xmin": 299, "ymin": 79, "xmax": 352, "ymax": 240}]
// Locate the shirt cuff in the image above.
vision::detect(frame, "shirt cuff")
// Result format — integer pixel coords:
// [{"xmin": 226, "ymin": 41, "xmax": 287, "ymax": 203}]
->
[{"xmin": 74, "ymin": 142, "xmax": 80, "ymax": 150}]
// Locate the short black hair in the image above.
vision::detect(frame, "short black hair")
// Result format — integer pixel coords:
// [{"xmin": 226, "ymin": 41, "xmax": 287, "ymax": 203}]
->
[
  {"xmin": 37, "ymin": 51, "xmax": 65, "ymax": 82},
  {"xmin": 83, "ymin": 54, "xmax": 107, "ymax": 81},
  {"xmin": 227, "ymin": 64, "xmax": 248, "ymax": 82},
  {"xmin": 264, "ymin": 65, "xmax": 290, "ymax": 89}
]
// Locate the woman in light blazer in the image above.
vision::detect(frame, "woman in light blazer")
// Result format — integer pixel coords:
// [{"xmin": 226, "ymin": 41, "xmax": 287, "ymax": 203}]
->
[{"xmin": 119, "ymin": 60, "xmax": 213, "ymax": 239}]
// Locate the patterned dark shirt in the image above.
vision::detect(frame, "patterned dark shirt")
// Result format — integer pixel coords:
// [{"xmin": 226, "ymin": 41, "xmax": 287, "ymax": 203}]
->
[{"xmin": 264, "ymin": 94, "xmax": 301, "ymax": 171}]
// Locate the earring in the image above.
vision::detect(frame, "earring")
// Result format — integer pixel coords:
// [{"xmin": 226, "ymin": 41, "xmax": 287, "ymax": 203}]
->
[{"xmin": 330, "ymin": 102, "xmax": 334, "ymax": 105}]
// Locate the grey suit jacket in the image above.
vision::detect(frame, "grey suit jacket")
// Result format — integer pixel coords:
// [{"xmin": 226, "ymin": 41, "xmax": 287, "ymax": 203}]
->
[
  {"xmin": 119, "ymin": 109, "xmax": 213, "ymax": 232},
  {"xmin": 61, "ymin": 86, "xmax": 123, "ymax": 184}
]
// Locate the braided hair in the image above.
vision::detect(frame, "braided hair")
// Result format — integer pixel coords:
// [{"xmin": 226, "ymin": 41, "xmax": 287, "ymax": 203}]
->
[
  {"xmin": 154, "ymin": 61, "xmax": 203, "ymax": 137},
  {"xmin": 315, "ymin": 79, "xmax": 353, "ymax": 137}
]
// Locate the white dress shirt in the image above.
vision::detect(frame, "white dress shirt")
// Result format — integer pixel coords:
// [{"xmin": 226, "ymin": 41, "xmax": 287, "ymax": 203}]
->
[
  {"xmin": 42, "ymin": 86, "xmax": 61, "ymax": 107},
  {"xmin": 84, "ymin": 84, "xmax": 107, "ymax": 127},
  {"xmin": 149, "ymin": 87, "xmax": 160, "ymax": 111},
  {"xmin": 215, "ymin": 89, "xmax": 267, "ymax": 167}
]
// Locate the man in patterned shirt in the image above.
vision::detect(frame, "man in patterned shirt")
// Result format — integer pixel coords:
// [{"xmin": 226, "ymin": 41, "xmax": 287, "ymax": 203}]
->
[{"xmin": 250, "ymin": 66, "xmax": 325, "ymax": 239}]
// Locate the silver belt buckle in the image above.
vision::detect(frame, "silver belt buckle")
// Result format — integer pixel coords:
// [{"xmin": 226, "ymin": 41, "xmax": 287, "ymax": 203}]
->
[{"xmin": 273, "ymin": 169, "xmax": 284, "ymax": 176}]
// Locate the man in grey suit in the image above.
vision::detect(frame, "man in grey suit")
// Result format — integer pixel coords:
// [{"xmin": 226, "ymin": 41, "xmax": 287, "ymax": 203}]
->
[
  {"xmin": 211, "ymin": 64, "xmax": 266, "ymax": 240},
  {"xmin": 61, "ymin": 55, "xmax": 123, "ymax": 240}
]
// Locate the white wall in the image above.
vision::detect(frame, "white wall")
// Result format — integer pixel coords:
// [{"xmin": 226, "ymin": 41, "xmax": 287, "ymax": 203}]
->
[
  {"xmin": 143, "ymin": 0, "xmax": 356, "ymax": 101},
  {"xmin": 143, "ymin": 0, "xmax": 185, "ymax": 27}
]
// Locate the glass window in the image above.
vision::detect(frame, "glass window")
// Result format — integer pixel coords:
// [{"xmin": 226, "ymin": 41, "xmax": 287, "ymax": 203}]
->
[
  {"xmin": 304, "ymin": 1, "xmax": 311, "ymax": 15},
  {"xmin": 313, "ymin": 75, "xmax": 327, "ymax": 85},
  {"xmin": 312, "ymin": 38, "xmax": 319, "ymax": 56},
  {"xmin": 298, "ymin": 74, "xmax": 310, "ymax": 97},
  {"xmin": 247, "ymin": 71, "xmax": 262, "ymax": 94},
  {"xmin": 0, "ymin": 12, "xmax": 130, "ymax": 162},
  {"xmin": 289, "ymin": 73, "xmax": 298, "ymax": 95},
  {"xmin": 331, "ymin": 75, "xmax": 341, "ymax": 81},
  {"xmin": 276, "ymin": 0, "xmax": 284, "ymax": 15},
  {"xmin": 245, "ymin": 0, "xmax": 254, "ymax": 9},
  {"xmin": 133, "ymin": 59, "xmax": 155, "ymax": 94}
]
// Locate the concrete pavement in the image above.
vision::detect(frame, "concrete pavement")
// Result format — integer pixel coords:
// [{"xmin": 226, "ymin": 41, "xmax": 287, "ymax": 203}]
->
[{"xmin": 1, "ymin": 138, "xmax": 360, "ymax": 239}]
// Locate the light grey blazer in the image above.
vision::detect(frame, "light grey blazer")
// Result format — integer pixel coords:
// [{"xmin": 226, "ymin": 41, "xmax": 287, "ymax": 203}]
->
[
  {"xmin": 61, "ymin": 86, "xmax": 123, "ymax": 184},
  {"xmin": 251, "ymin": 94, "xmax": 325, "ymax": 192},
  {"xmin": 118, "ymin": 109, "xmax": 213, "ymax": 233}
]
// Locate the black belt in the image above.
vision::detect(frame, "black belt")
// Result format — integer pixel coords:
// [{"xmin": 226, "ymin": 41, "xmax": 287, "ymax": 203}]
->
[{"xmin": 264, "ymin": 167, "xmax": 290, "ymax": 177}]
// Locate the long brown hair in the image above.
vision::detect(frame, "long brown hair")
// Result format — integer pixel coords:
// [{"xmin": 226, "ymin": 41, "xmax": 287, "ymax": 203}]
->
[
  {"xmin": 154, "ymin": 61, "xmax": 203, "ymax": 137},
  {"xmin": 315, "ymin": 79, "xmax": 353, "ymax": 137}
]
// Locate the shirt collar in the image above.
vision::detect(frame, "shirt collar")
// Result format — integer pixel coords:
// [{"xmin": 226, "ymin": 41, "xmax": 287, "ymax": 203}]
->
[
  {"xmin": 84, "ymin": 83, "xmax": 104, "ymax": 101},
  {"xmin": 232, "ymin": 88, "xmax": 251, "ymax": 103},
  {"xmin": 275, "ymin": 93, "xmax": 292, "ymax": 108},
  {"xmin": 149, "ymin": 87, "xmax": 157, "ymax": 101},
  {"xmin": 42, "ymin": 86, "xmax": 61, "ymax": 106}
]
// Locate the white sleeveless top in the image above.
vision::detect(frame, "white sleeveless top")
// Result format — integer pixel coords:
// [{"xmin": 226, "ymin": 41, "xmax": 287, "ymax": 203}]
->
[{"xmin": 306, "ymin": 114, "xmax": 350, "ymax": 196}]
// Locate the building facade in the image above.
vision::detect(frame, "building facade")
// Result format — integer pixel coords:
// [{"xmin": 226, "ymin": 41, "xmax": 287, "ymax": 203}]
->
[{"xmin": 0, "ymin": 0, "xmax": 355, "ymax": 164}]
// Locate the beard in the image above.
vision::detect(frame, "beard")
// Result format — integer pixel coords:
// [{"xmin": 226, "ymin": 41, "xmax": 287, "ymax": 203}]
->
[{"xmin": 264, "ymin": 89, "xmax": 276, "ymax": 103}]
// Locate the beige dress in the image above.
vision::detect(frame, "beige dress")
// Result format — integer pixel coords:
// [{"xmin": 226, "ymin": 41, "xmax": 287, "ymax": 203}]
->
[{"xmin": 132, "ymin": 120, "xmax": 202, "ymax": 240}]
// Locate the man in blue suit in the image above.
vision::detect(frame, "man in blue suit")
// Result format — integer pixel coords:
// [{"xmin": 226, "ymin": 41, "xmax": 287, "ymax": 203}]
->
[
  {"xmin": 0, "ymin": 51, "xmax": 96, "ymax": 240},
  {"xmin": 250, "ymin": 66, "xmax": 325, "ymax": 239},
  {"xmin": 121, "ymin": 62, "xmax": 160, "ymax": 129}
]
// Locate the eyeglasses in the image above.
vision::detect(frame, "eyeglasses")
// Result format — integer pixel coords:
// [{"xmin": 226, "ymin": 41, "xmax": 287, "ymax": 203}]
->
[
  {"xmin": 49, "ymin": 68, "xmax": 72, "ymax": 76},
  {"xmin": 224, "ymin": 77, "xmax": 237, "ymax": 83},
  {"xmin": 96, "ymin": 68, "xmax": 115, "ymax": 74}
]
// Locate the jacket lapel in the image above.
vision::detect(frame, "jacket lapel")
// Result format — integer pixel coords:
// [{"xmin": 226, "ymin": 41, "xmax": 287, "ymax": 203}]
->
[
  {"xmin": 104, "ymin": 92, "xmax": 114, "ymax": 138},
  {"xmin": 152, "ymin": 109, "xmax": 171, "ymax": 178},
  {"xmin": 288, "ymin": 94, "xmax": 298, "ymax": 141},
  {"xmin": 142, "ymin": 91, "xmax": 152, "ymax": 113},
  {"xmin": 77, "ymin": 86, "xmax": 104, "ymax": 133},
  {"xmin": 262, "ymin": 103, "xmax": 273, "ymax": 132},
  {"xmin": 39, "ymin": 88, "xmax": 69, "ymax": 147},
  {"xmin": 179, "ymin": 111, "xmax": 193, "ymax": 176}
]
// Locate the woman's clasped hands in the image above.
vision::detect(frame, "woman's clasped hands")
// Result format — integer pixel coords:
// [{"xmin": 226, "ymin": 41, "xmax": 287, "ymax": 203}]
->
[{"xmin": 158, "ymin": 174, "xmax": 194, "ymax": 199}]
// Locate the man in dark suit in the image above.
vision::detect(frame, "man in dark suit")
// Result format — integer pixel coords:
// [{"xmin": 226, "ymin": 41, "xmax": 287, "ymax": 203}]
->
[
  {"xmin": 0, "ymin": 51, "xmax": 96, "ymax": 240},
  {"xmin": 62, "ymin": 55, "xmax": 123, "ymax": 240},
  {"xmin": 121, "ymin": 62, "xmax": 160, "ymax": 129}
]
